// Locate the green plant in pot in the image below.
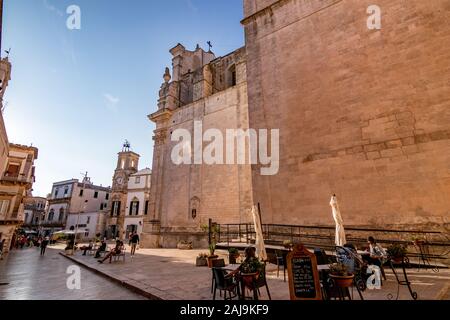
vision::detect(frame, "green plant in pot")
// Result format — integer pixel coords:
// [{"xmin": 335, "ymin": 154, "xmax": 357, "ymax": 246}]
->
[
  {"xmin": 196, "ymin": 253, "xmax": 208, "ymax": 267},
  {"xmin": 283, "ymin": 240, "xmax": 293, "ymax": 250},
  {"xmin": 329, "ymin": 263, "xmax": 354, "ymax": 287},
  {"xmin": 228, "ymin": 248, "xmax": 240, "ymax": 264},
  {"xmin": 207, "ymin": 243, "xmax": 219, "ymax": 268},
  {"xmin": 387, "ymin": 243, "xmax": 408, "ymax": 263}
]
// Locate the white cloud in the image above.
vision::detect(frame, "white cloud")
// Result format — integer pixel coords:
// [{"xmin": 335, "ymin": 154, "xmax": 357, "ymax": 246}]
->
[
  {"xmin": 103, "ymin": 93, "xmax": 120, "ymax": 112},
  {"xmin": 43, "ymin": 0, "xmax": 64, "ymax": 17}
]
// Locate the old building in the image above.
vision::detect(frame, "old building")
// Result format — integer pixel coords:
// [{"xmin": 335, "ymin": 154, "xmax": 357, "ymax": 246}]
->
[
  {"xmin": 107, "ymin": 143, "xmax": 140, "ymax": 239},
  {"xmin": 124, "ymin": 168, "xmax": 151, "ymax": 239},
  {"xmin": 0, "ymin": 143, "xmax": 38, "ymax": 253},
  {"xmin": 23, "ymin": 196, "xmax": 47, "ymax": 230},
  {"xmin": 43, "ymin": 176, "xmax": 111, "ymax": 236},
  {"xmin": 241, "ymin": 0, "xmax": 450, "ymax": 230},
  {"xmin": 142, "ymin": 0, "xmax": 449, "ymax": 248},
  {"xmin": 141, "ymin": 44, "xmax": 253, "ymax": 248}
]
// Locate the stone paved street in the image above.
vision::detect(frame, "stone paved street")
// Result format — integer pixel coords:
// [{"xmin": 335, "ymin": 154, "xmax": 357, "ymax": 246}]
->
[
  {"xmin": 0, "ymin": 246, "xmax": 146, "ymax": 300},
  {"xmin": 57, "ymin": 244, "xmax": 450, "ymax": 301}
]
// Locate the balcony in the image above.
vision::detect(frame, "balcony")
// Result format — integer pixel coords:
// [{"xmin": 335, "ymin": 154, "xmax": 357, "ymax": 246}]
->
[{"xmin": 1, "ymin": 173, "xmax": 32, "ymax": 185}]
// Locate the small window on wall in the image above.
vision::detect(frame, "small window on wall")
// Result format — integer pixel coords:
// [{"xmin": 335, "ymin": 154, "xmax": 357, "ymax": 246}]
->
[
  {"xmin": 144, "ymin": 200, "xmax": 149, "ymax": 215},
  {"xmin": 0, "ymin": 200, "xmax": 10, "ymax": 215},
  {"xmin": 100, "ymin": 203, "xmax": 104, "ymax": 210},
  {"xmin": 5, "ymin": 163, "xmax": 20, "ymax": 177},
  {"xmin": 106, "ymin": 193, "xmax": 109, "ymax": 200},
  {"xmin": 135, "ymin": 177, "xmax": 141, "ymax": 184},
  {"xmin": 64, "ymin": 187, "xmax": 69, "ymax": 196},
  {"xmin": 55, "ymin": 189, "xmax": 59, "ymax": 197},
  {"xmin": 48, "ymin": 209, "xmax": 55, "ymax": 221},
  {"xmin": 79, "ymin": 189, "xmax": 84, "ymax": 197},
  {"xmin": 94, "ymin": 192, "xmax": 98, "ymax": 199},
  {"xmin": 87, "ymin": 217, "xmax": 91, "ymax": 224}
]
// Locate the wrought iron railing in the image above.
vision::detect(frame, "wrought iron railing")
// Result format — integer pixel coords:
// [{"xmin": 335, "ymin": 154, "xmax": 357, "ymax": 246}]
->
[{"xmin": 215, "ymin": 223, "xmax": 450, "ymax": 264}]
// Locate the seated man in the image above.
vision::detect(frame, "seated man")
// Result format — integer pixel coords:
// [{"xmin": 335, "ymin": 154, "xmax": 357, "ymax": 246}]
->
[
  {"xmin": 94, "ymin": 240, "xmax": 107, "ymax": 258},
  {"xmin": 365, "ymin": 236, "xmax": 387, "ymax": 280},
  {"xmin": 98, "ymin": 240, "xmax": 124, "ymax": 264},
  {"xmin": 80, "ymin": 241, "xmax": 94, "ymax": 256}
]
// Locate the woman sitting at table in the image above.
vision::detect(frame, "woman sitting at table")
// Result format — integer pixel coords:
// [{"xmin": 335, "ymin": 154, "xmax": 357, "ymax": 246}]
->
[{"xmin": 229, "ymin": 247, "xmax": 264, "ymax": 290}]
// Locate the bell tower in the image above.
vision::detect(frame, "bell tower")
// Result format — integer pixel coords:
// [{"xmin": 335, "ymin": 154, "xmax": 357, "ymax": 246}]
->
[{"xmin": 108, "ymin": 141, "xmax": 140, "ymax": 240}]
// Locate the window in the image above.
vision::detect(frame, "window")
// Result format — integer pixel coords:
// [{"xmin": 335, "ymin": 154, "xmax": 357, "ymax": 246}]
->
[
  {"xmin": 111, "ymin": 201, "xmax": 121, "ymax": 216},
  {"xmin": 34, "ymin": 217, "xmax": 39, "ymax": 224},
  {"xmin": 87, "ymin": 217, "xmax": 91, "ymax": 224},
  {"xmin": 121, "ymin": 160, "xmax": 125, "ymax": 169},
  {"xmin": 131, "ymin": 160, "xmax": 135, "ymax": 168},
  {"xmin": 59, "ymin": 208, "xmax": 65, "ymax": 222},
  {"xmin": 55, "ymin": 189, "xmax": 59, "ymax": 197},
  {"xmin": 0, "ymin": 200, "xmax": 10, "ymax": 216},
  {"xmin": 64, "ymin": 187, "xmax": 69, "ymax": 196},
  {"xmin": 129, "ymin": 200, "xmax": 139, "ymax": 216},
  {"xmin": 135, "ymin": 176, "xmax": 141, "ymax": 184},
  {"xmin": 5, "ymin": 163, "xmax": 20, "ymax": 177},
  {"xmin": 79, "ymin": 189, "xmax": 84, "ymax": 197},
  {"xmin": 106, "ymin": 193, "xmax": 109, "ymax": 200},
  {"xmin": 48, "ymin": 209, "xmax": 55, "ymax": 221},
  {"xmin": 94, "ymin": 191, "xmax": 98, "ymax": 199},
  {"xmin": 145, "ymin": 200, "xmax": 149, "ymax": 215},
  {"xmin": 100, "ymin": 203, "xmax": 104, "ymax": 210}
]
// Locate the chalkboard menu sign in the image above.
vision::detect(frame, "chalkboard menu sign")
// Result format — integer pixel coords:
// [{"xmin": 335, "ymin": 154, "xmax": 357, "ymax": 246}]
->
[{"xmin": 287, "ymin": 244, "xmax": 322, "ymax": 300}]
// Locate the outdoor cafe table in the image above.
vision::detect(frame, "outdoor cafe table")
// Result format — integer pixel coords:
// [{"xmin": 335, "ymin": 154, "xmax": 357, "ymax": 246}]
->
[{"xmin": 217, "ymin": 264, "xmax": 330, "ymax": 300}]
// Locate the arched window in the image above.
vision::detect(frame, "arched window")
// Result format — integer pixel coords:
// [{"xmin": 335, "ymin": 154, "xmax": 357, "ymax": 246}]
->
[
  {"xmin": 59, "ymin": 208, "xmax": 65, "ymax": 222},
  {"xmin": 48, "ymin": 209, "xmax": 55, "ymax": 221},
  {"xmin": 227, "ymin": 64, "xmax": 237, "ymax": 88}
]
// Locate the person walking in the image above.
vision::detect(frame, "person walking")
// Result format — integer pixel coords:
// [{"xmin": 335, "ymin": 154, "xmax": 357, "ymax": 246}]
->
[
  {"xmin": 0, "ymin": 239, "xmax": 5, "ymax": 260},
  {"xmin": 40, "ymin": 237, "xmax": 49, "ymax": 256},
  {"xmin": 130, "ymin": 232, "xmax": 140, "ymax": 256}
]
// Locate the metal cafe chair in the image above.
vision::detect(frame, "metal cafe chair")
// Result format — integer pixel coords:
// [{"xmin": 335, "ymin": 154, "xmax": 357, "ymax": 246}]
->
[
  {"xmin": 212, "ymin": 267, "xmax": 239, "ymax": 300},
  {"xmin": 210, "ymin": 259, "xmax": 226, "ymax": 294}
]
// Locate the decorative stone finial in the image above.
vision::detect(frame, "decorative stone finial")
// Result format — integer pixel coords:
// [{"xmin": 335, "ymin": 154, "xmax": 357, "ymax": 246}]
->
[{"xmin": 163, "ymin": 67, "xmax": 171, "ymax": 83}]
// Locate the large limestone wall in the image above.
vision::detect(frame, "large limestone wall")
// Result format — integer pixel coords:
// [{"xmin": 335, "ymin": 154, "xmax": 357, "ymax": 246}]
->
[
  {"xmin": 243, "ymin": 0, "xmax": 450, "ymax": 230},
  {"xmin": 157, "ymin": 82, "xmax": 253, "ymax": 247}
]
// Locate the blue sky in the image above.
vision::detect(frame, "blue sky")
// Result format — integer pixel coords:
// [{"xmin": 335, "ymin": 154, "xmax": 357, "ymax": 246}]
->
[{"xmin": 2, "ymin": 0, "xmax": 244, "ymax": 196}]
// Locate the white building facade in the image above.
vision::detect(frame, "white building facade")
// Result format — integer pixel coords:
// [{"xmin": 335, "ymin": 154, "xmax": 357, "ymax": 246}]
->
[{"xmin": 124, "ymin": 168, "xmax": 151, "ymax": 239}]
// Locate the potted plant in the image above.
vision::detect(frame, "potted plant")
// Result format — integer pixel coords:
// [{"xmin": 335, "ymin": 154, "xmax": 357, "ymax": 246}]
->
[
  {"xmin": 207, "ymin": 243, "xmax": 219, "ymax": 268},
  {"xmin": 387, "ymin": 243, "xmax": 408, "ymax": 263},
  {"xmin": 228, "ymin": 248, "xmax": 240, "ymax": 264},
  {"xmin": 283, "ymin": 240, "xmax": 293, "ymax": 250},
  {"xmin": 177, "ymin": 240, "xmax": 193, "ymax": 250},
  {"xmin": 329, "ymin": 263, "xmax": 354, "ymax": 287},
  {"xmin": 196, "ymin": 253, "xmax": 208, "ymax": 267}
]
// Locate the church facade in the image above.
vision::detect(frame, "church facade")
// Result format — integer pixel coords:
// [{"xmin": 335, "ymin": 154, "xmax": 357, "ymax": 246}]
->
[
  {"xmin": 142, "ymin": 0, "xmax": 450, "ymax": 248},
  {"xmin": 141, "ymin": 44, "xmax": 253, "ymax": 248}
]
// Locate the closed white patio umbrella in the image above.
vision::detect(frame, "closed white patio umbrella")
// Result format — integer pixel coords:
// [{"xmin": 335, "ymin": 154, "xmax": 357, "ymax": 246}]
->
[
  {"xmin": 330, "ymin": 195, "xmax": 346, "ymax": 247},
  {"xmin": 252, "ymin": 205, "xmax": 267, "ymax": 261}
]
